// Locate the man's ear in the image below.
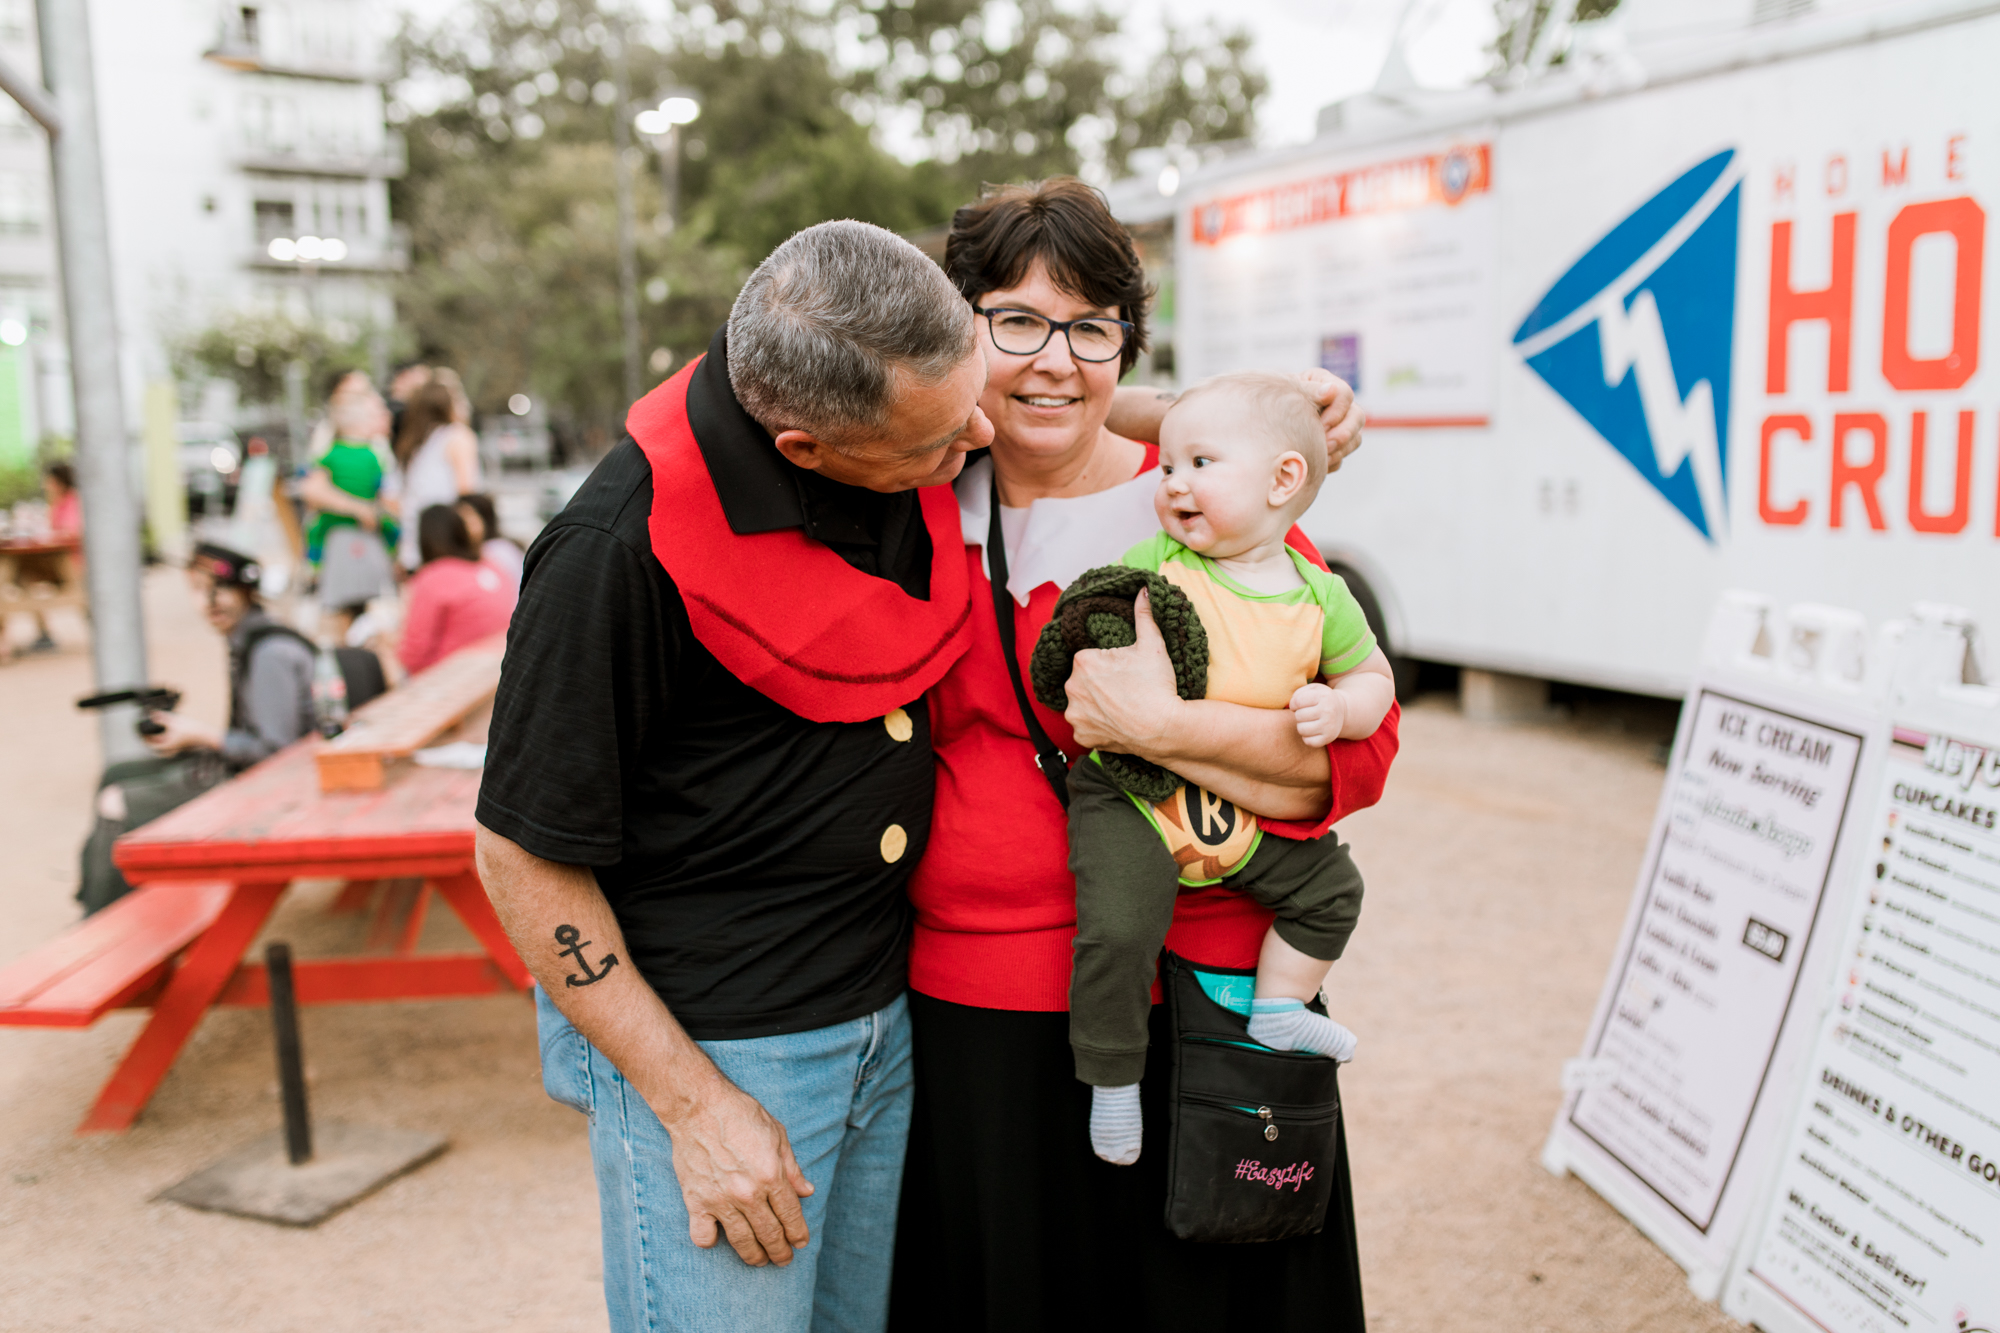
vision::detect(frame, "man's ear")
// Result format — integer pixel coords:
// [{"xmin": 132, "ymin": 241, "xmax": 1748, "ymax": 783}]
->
[
  {"xmin": 771, "ymin": 429, "xmax": 835, "ymax": 473},
  {"xmin": 1268, "ymin": 452, "xmax": 1309, "ymax": 508}
]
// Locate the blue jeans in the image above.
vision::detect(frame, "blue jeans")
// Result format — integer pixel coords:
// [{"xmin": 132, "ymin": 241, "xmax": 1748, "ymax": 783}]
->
[{"xmin": 536, "ymin": 988, "xmax": 914, "ymax": 1333}]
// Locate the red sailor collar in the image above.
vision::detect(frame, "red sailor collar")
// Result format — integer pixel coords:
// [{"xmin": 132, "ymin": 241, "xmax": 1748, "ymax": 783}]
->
[{"xmin": 627, "ymin": 355, "xmax": 972, "ymax": 723}]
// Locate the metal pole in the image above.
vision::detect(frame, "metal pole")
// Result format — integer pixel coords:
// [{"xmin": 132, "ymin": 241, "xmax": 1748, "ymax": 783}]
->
[
  {"xmin": 37, "ymin": 0, "xmax": 147, "ymax": 764},
  {"xmin": 265, "ymin": 941, "xmax": 313, "ymax": 1165},
  {"xmin": 609, "ymin": 32, "xmax": 643, "ymax": 407},
  {"xmin": 658, "ymin": 125, "xmax": 679, "ymax": 234}
]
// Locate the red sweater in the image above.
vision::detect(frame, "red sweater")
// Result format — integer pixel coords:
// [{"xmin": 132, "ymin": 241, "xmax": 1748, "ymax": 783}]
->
[
  {"xmin": 399, "ymin": 557, "xmax": 517, "ymax": 674},
  {"xmin": 909, "ymin": 465, "xmax": 1401, "ymax": 1012}
]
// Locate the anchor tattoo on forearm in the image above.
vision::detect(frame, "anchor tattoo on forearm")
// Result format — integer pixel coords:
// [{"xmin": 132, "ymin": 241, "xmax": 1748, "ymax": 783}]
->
[{"xmin": 554, "ymin": 923, "xmax": 620, "ymax": 987}]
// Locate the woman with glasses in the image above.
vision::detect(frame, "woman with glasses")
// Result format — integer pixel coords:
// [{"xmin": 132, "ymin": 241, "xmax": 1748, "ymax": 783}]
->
[{"xmin": 891, "ymin": 177, "xmax": 1398, "ymax": 1331}]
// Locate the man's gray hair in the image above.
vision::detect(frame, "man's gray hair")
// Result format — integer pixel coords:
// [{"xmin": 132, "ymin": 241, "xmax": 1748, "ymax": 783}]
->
[{"xmin": 727, "ymin": 220, "xmax": 974, "ymax": 440}]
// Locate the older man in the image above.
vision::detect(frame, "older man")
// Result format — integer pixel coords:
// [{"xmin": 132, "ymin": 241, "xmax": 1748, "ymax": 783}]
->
[
  {"xmin": 476, "ymin": 222, "xmax": 993, "ymax": 1333},
  {"xmin": 477, "ymin": 220, "xmax": 1361, "ymax": 1332}
]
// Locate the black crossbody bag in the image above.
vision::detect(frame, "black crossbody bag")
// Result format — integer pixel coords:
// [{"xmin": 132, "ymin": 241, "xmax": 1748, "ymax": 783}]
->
[{"xmin": 985, "ymin": 479, "xmax": 1343, "ymax": 1243}]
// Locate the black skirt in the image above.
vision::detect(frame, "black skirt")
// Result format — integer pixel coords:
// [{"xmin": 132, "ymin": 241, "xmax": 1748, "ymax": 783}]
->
[{"xmin": 889, "ymin": 992, "xmax": 1367, "ymax": 1332}]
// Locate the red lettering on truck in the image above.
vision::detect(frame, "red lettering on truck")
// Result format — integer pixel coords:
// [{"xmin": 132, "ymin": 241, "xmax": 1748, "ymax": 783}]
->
[
  {"xmin": 1768, "ymin": 215, "xmax": 1856, "ymax": 393},
  {"xmin": 1882, "ymin": 197, "xmax": 1984, "ymax": 391}
]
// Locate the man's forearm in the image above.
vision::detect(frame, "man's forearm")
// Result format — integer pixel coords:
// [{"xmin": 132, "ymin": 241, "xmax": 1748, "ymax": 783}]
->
[
  {"xmin": 1141, "ymin": 700, "xmax": 1332, "ymax": 822},
  {"xmin": 474, "ymin": 824, "xmax": 727, "ymax": 1118}
]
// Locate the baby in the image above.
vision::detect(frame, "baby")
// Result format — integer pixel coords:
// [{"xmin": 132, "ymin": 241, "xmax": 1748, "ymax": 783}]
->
[{"xmin": 1065, "ymin": 371, "xmax": 1396, "ymax": 1166}]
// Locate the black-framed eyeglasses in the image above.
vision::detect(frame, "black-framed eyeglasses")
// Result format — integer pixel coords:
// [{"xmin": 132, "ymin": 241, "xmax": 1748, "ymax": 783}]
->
[{"xmin": 974, "ymin": 306, "xmax": 1133, "ymax": 363}]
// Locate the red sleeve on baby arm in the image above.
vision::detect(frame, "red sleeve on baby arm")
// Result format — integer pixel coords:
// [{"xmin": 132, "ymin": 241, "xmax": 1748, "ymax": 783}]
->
[{"xmin": 1261, "ymin": 523, "xmax": 1399, "ymax": 840}]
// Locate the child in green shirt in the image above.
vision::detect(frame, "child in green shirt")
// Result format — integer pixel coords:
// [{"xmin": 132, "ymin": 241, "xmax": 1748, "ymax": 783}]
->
[{"xmin": 1065, "ymin": 372, "xmax": 1397, "ymax": 1165}]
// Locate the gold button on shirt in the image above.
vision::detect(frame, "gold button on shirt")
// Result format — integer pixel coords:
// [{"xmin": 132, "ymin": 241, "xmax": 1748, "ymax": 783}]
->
[
  {"xmin": 883, "ymin": 707, "xmax": 914, "ymax": 742},
  {"xmin": 880, "ymin": 824, "xmax": 909, "ymax": 863}
]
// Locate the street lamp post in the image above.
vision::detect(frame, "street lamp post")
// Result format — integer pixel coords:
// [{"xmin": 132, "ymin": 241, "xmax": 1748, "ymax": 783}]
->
[
  {"xmin": 635, "ymin": 95, "xmax": 700, "ymax": 234},
  {"xmin": 15, "ymin": 0, "xmax": 150, "ymax": 764}
]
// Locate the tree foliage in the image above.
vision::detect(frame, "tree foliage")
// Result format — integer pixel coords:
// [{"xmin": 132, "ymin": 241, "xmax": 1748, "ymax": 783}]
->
[{"xmin": 387, "ymin": 0, "xmax": 1266, "ymax": 448}]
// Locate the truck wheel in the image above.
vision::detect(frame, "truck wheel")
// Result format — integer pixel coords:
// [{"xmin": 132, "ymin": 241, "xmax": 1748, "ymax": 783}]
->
[{"xmin": 1327, "ymin": 564, "xmax": 1420, "ymax": 702}]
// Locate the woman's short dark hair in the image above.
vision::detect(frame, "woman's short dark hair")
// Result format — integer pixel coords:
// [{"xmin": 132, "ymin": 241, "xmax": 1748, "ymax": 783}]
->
[
  {"xmin": 44, "ymin": 461, "xmax": 75, "ymax": 492},
  {"xmin": 417, "ymin": 503, "xmax": 478, "ymax": 565},
  {"xmin": 944, "ymin": 177, "xmax": 1152, "ymax": 377}
]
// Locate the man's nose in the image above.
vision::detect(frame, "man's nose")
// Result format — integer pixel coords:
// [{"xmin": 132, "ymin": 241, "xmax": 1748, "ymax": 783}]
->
[{"xmin": 959, "ymin": 408, "xmax": 994, "ymax": 453}]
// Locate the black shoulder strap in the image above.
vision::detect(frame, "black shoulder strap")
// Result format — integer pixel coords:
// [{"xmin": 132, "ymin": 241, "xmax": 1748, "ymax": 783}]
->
[{"xmin": 987, "ymin": 473, "xmax": 1070, "ymax": 808}]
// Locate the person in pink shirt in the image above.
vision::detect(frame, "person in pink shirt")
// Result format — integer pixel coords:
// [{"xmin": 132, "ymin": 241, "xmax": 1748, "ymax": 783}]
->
[
  {"xmin": 398, "ymin": 504, "xmax": 517, "ymax": 675},
  {"xmin": 44, "ymin": 461, "xmax": 81, "ymax": 536},
  {"xmin": 19, "ymin": 462, "xmax": 82, "ymax": 653}
]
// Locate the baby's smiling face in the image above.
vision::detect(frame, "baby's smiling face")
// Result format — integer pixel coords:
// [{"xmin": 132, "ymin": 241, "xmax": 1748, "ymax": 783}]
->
[{"xmin": 1154, "ymin": 390, "xmax": 1313, "ymax": 559}]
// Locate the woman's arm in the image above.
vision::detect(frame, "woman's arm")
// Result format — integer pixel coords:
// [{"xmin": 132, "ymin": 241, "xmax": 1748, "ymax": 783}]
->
[
  {"xmin": 1105, "ymin": 370, "xmax": 1366, "ymax": 471},
  {"xmin": 300, "ymin": 466, "xmax": 379, "ymax": 528},
  {"xmin": 1141, "ymin": 699, "xmax": 1332, "ymax": 821},
  {"xmin": 447, "ymin": 425, "xmax": 481, "ymax": 494},
  {"xmin": 1061, "ymin": 593, "xmax": 1333, "ymax": 821}
]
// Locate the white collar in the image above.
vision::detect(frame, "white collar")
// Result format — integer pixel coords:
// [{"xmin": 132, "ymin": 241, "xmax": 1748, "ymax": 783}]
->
[{"xmin": 956, "ymin": 455, "xmax": 1162, "ymax": 606}]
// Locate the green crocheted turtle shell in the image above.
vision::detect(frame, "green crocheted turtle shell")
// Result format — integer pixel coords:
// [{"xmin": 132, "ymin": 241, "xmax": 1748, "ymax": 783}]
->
[{"xmin": 1029, "ymin": 564, "xmax": 1209, "ymax": 803}]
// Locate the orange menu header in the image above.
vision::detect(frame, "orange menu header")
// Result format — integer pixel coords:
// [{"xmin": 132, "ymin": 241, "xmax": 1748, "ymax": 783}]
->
[{"xmin": 1189, "ymin": 143, "xmax": 1492, "ymax": 246}]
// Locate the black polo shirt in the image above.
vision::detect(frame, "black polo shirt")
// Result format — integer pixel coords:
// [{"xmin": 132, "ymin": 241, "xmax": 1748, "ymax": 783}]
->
[{"xmin": 477, "ymin": 331, "xmax": 935, "ymax": 1039}]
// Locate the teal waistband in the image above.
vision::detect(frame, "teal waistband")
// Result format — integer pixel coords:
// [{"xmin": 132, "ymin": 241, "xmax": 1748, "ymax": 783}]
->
[{"xmin": 1192, "ymin": 968, "xmax": 1255, "ymax": 1016}]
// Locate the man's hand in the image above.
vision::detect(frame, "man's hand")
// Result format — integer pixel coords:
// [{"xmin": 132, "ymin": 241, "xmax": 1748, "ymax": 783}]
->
[
  {"xmin": 145, "ymin": 710, "xmax": 222, "ymax": 755},
  {"xmin": 663, "ymin": 1077, "xmax": 816, "ymax": 1267},
  {"xmin": 474, "ymin": 825, "xmax": 816, "ymax": 1272},
  {"xmin": 1288, "ymin": 682, "xmax": 1348, "ymax": 748},
  {"xmin": 1063, "ymin": 589, "xmax": 1181, "ymax": 755},
  {"xmin": 1294, "ymin": 369, "xmax": 1363, "ymax": 472}
]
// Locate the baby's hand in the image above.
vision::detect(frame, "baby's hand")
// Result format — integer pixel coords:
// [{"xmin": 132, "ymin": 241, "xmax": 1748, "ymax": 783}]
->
[{"xmin": 1289, "ymin": 682, "xmax": 1346, "ymax": 747}]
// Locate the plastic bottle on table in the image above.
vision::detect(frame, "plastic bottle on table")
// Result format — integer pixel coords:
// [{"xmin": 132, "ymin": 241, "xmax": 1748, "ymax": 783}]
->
[{"xmin": 312, "ymin": 643, "xmax": 349, "ymax": 738}]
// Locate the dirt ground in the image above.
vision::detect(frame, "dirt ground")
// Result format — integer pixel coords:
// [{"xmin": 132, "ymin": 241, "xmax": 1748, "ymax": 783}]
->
[{"xmin": 0, "ymin": 572, "xmax": 1744, "ymax": 1332}]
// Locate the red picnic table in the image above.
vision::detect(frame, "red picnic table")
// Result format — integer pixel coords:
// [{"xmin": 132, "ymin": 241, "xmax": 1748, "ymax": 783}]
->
[{"xmin": 86, "ymin": 714, "xmax": 529, "ymax": 1134}]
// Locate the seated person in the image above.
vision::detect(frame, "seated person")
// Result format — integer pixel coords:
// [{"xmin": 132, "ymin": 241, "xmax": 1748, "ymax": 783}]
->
[
  {"xmin": 398, "ymin": 505, "xmax": 517, "ymax": 675},
  {"xmin": 1057, "ymin": 372, "xmax": 1397, "ymax": 1166},
  {"xmin": 144, "ymin": 543, "xmax": 318, "ymax": 770},
  {"xmin": 455, "ymin": 491, "xmax": 524, "ymax": 590},
  {"xmin": 17, "ymin": 461, "xmax": 82, "ymax": 654}
]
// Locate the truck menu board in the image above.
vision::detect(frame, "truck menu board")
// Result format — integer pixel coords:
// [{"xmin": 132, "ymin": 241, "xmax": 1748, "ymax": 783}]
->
[
  {"xmin": 1549, "ymin": 682, "xmax": 1871, "ymax": 1286},
  {"xmin": 1176, "ymin": 138, "xmax": 1499, "ymax": 428},
  {"xmin": 1741, "ymin": 726, "xmax": 2000, "ymax": 1332}
]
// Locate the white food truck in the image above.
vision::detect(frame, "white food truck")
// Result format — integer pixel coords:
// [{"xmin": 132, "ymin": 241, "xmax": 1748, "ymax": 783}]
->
[{"xmin": 1129, "ymin": 0, "xmax": 2000, "ymax": 696}]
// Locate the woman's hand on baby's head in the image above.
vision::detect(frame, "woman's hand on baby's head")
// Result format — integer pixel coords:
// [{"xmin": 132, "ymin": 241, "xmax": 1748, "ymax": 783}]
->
[
  {"xmin": 1288, "ymin": 682, "xmax": 1346, "ymax": 748},
  {"xmin": 1294, "ymin": 369, "xmax": 1361, "ymax": 473}
]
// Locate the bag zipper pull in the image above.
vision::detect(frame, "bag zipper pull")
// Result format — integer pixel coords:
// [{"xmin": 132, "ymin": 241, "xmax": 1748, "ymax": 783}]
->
[{"xmin": 1258, "ymin": 1106, "xmax": 1277, "ymax": 1140}]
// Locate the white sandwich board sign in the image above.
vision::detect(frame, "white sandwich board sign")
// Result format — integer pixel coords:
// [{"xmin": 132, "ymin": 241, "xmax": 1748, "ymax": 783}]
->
[
  {"xmin": 1727, "ymin": 608, "xmax": 2000, "ymax": 1333},
  {"xmin": 1543, "ymin": 594, "xmax": 1888, "ymax": 1297}
]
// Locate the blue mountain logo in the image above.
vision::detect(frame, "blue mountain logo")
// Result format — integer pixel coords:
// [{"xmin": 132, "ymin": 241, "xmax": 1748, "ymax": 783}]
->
[{"xmin": 1513, "ymin": 149, "xmax": 1742, "ymax": 542}]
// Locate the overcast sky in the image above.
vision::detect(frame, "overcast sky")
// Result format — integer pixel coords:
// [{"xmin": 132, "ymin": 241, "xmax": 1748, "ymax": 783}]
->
[{"xmin": 1116, "ymin": 0, "xmax": 1497, "ymax": 146}]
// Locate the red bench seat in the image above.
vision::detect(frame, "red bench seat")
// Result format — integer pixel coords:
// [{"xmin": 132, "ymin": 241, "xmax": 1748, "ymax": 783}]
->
[{"xmin": 0, "ymin": 882, "xmax": 233, "ymax": 1028}]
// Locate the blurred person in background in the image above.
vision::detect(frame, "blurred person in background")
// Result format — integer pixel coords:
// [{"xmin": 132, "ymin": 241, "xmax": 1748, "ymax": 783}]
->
[
  {"xmin": 44, "ymin": 460, "xmax": 79, "ymax": 535},
  {"xmin": 394, "ymin": 378, "xmax": 481, "ymax": 570},
  {"xmin": 17, "ymin": 461, "xmax": 81, "ymax": 653},
  {"xmin": 304, "ymin": 368, "xmax": 375, "ymax": 460},
  {"xmin": 387, "ymin": 360, "xmax": 431, "ymax": 448},
  {"xmin": 80, "ymin": 543, "xmax": 324, "ymax": 912},
  {"xmin": 455, "ymin": 492, "xmax": 523, "ymax": 590},
  {"xmin": 398, "ymin": 504, "xmax": 516, "ymax": 675},
  {"xmin": 301, "ymin": 378, "xmax": 401, "ymax": 614},
  {"xmin": 145, "ymin": 543, "xmax": 318, "ymax": 768}
]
